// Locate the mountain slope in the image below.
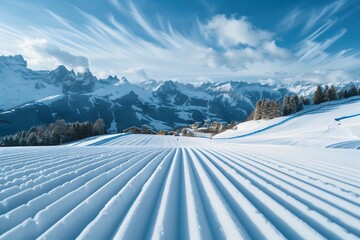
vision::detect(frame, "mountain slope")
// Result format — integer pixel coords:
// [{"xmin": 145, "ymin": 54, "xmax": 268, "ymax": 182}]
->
[
  {"xmin": 215, "ymin": 97, "xmax": 360, "ymax": 148},
  {"xmin": 0, "ymin": 55, "xmax": 284, "ymax": 136}
]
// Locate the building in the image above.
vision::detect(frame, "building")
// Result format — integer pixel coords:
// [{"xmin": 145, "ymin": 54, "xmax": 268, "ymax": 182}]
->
[
  {"xmin": 141, "ymin": 125, "xmax": 157, "ymax": 135},
  {"xmin": 190, "ymin": 122, "xmax": 199, "ymax": 129},
  {"xmin": 158, "ymin": 130, "xmax": 167, "ymax": 135},
  {"xmin": 123, "ymin": 126, "xmax": 141, "ymax": 134}
]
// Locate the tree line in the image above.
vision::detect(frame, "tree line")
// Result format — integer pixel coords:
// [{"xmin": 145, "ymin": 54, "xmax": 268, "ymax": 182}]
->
[
  {"xmin": 313, "ymin": 84, "xmax": 360, "ymax": 104},
  {"xmin": 0, "ymin": 119, "xmax": 106, "ymax": 146},
  {"xmin": 254, "ymin": 99, "xmax": 282, "ymax": 120},
  {"xmin": 254, "ymin": 95, "xmax": 308, "ymax": 120},
  {"xmin": 254, "ymin": 83, "xmax": 360, "ymax": 121}
]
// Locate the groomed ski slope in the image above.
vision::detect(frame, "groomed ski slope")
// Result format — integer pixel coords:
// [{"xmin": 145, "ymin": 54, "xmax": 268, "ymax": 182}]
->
[{"xmin": 1, "ymin": 134, "xmax": 360, "ymax": 239}]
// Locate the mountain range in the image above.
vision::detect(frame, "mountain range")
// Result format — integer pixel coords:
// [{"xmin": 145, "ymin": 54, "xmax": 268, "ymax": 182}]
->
[{"xmin": 0, "ymin": 55, "xmax": 358, "ymax": 136}]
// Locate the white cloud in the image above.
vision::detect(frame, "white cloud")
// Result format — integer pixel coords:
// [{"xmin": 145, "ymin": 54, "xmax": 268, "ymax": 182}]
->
[
  {"xmin": 196, "ymin": 76, "xmax": 212, "ymax": 82},
  {"xmin": 292, "ymin": 69, "xmax": 355, "ymax": 83},
  {"xmin": 262, "ymin": 41, "xmax": 291, "ymax": 59},
  {"xmin": 303, "ymin": 0, "xmax": 347, "ymax": 33},
  {"xmin": 0, "ymin": 1, "xmax": 359, "ymax": 84},
  {"xmin": 203, "ymin": 15, "xmax": 272, "ymax": 48},
  {"xmin": 96, "ymin": 70, "xmax": 117, "ymax": 79},
  {"xmin": 278, "ymin": 0, "xmax": 347, "ymax": 34},
  {"xmin": 258, "ymin": 78, "xmax": 276, "ymax": 86},
  {"xmin": 124, "ymin": 67, "xmax": 150, "ymax": 81},
  {"xmin": 297, "ymin": 28, "xmax": 347, "ymax": 63},
  {"xmin": 202, "ymin": 47, "xmax": 263, "ymax": 71},
  {"xmin": 198, "ymin": 15, "xmax": 292, "ymax": 72},
  {"xmin": 278, "ymin": 8, "xmax": 301, "ymax": 32},
  {"xmin": 18, "ymin": 38, "xmax": 89, "ymax": 71}
]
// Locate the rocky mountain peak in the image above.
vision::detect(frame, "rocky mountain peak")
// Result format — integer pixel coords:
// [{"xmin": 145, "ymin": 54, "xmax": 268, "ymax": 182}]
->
[{"xmin": 0, "ymin": 54, "xmax": 27, "ymax": 68}]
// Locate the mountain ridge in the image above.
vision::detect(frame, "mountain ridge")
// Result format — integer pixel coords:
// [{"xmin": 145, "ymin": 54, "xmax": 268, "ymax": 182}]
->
[{"xmin": 0, "ymin": 55, "xmax": 359, "ymax": 136}]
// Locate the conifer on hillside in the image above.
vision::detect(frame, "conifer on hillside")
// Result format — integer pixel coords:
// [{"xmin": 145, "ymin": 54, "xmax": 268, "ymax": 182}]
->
[
  {"xmin": 0, "ymin": 119, "xmax": 107, "ymax": 147},
  {"xmin": 338, "ymin": 89, "xmax": 345, "ymax": 99},
  {"xmin": 313, "ymin": 85, "xmax": 324, "ymax": 104},
  {"xmin": 254, "ymin": 99, "xmax": 282, "ymax": 120},
  {"xmin": 282, "ymin": 95, "xmax": 290, "ymax": 116},
  {"xmin": 349, "ymin": 84, "xmax": 358, "ymax": 97},
  {"xmin": 328, "ymin": 85, "xmax": 337, "ymax": 101},
  {"xmin": 93, "ymin": 119, "xmax": 107, "ymax": 135}
]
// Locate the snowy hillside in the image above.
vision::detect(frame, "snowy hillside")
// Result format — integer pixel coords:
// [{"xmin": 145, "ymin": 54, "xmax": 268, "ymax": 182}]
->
[
  {"xmin": 0, "ymin": 55, "xmax": 62, "ymax": 110},
  {"xmin": 215, "ymin": 97, "xmax": 360, "ymax": 148},
  {"xmin": 1, "ymin": 134, "xmax": 360, "ymax": 239}
]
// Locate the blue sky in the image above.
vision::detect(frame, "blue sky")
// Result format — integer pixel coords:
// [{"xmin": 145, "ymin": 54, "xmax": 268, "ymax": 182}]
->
[{"xmin": 0, "ymin": 0, "xmax": 359, "ymax": 83}]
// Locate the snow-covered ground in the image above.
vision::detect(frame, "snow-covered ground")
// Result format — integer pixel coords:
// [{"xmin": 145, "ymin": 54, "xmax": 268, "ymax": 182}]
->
[
  {"xmin": 0, "ymin": 132, "xmax": 360, "ymax": 239},
  {"xmin": 1, "ymin": 99, "xmax": 360, "ymax": 239},
  {"xmin": 327, "ymin": 140, "xmax": 360, "ymax": 149},
  {"xmin": 215, "ymin": 97, "xmax": 360, "ymax": 148}
]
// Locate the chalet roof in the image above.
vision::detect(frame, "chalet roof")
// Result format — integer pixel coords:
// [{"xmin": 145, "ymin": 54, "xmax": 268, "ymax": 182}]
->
[
  {"xmin": 123, "ymin": 126, "xmax": 141, "ymax": 131},
  {"xmin": 141, "ymin": 124, "xmax": 153, "ymax": 129}
]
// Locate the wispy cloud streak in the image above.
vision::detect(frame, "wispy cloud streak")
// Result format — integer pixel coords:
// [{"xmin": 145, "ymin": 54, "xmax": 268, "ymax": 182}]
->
[{"xmin": 0, "ymin": 0, "xmax": 358, "ymax": 83}]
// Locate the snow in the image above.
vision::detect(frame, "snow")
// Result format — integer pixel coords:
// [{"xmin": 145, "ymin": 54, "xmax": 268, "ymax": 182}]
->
[
  {"xmin": 148, "ymin": 120, "xmax": 172, "ymax": 131},
  {"xmin": 90, "ymin": 80, "xmax": 155, "ymax": 103},
  {"xmin": 1, "ymin": 100, "xmax": 360, "ymax": 239},
  {"xmin": 215, "ymin": 97, "xmax": 360, "ymax": 148},
  {"xmin": 35, "ymin": 95, "xmax": 63, "ymax": 104},
  {"xmin": 1, "ymin": 131, "xmax": 360, "ymax": 239},
  {"xmin": 216, "ymin": 116, "xmax": 290, "ymax": 138},
  {"xmin": 135, "ymin": 114, "xmax": 172, "ymax": 130},
  {"xmin": 177, "ymin": 111, "xmax": 193, "ymax": 121},
  {"xmin": 0, "ymin": 56, "xmax": 63, "ymax": 110},
  {"xmin": 132, "ymin": 105, "xmax": 143, "ymax": 112},
  {"xmin": 327, "ymin": 140, "xmax": 360, "ymax": 149},
  {"xmin": 108, "ymin": 112, "xmax": 118, "ymax": 133},
  {"xmin": 0, "ymin": 70, "xmax": 62, "ymax": 110}
]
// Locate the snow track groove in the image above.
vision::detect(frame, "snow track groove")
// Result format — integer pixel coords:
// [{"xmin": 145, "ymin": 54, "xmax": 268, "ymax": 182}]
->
[
  {"xmin": 0, "ymin": 135, "xmax": 360, "ymax": 239},
  {"xmin": 222, "ymin": 150, "xmax": 360, "ymax": 236}
]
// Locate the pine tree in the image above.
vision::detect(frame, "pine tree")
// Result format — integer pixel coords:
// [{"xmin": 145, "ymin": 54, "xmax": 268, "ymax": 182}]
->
[
  {"xmin": 349, "ymin": 84, "xmax": 358, "ymax": 97},
  {"xmin": 73, "ymin": 122, "xmax": 83, "ymax": 140},
  {"xmin": 12, "ymin": 134, "xmax": 19, "ymax": 146},
  {"xmin": 1, "ymin": 137, "xmax": 9, "ymax": 146},
  {"xmin": 26, "ymin": 132, "xmax": 39, "ymax": 146},
  {"xmin": 262, "ymin": 99, "xmax": 270, "ymax": 120},
  {"xmin": 93, "ymin": 119, "xmax": 107, "ymax": 135},
  {"xmin": 338, "ymin": 89, "xmax": 345, "ymax": 99},
  {"xmin": 254, "ymin": 100, "xmax": 262, "ymax": 120},
  {"xmin": 294, "ymin": 95, "xmax": 303, "ymax": 112},
  {"xmin": 300, "ymin": 96, "xmax": 310, "ymax": 105},
  {"xmin": 246, "ymin": 110, "xmax": 255, "ymax": 121},
  {"xmin": 313, "ymin": 85, "xmax": 324, "ymax": 104},
  {"xmin": 328, "ymin": 85, "xmax": 337, "ymax": 101},
  {"xmin": 323, "ymin": 85, "xmax": 329, "ymax": 101},
  {"xmin": 324, "ymin": 85, "xmax": 331, "ymax": 102},
  {"xmin": 288, "ymin": 96, "xmax": 296, "ymax": 114},
  {"xmin": 282, "ymin": 95, "xmax": 290, "ymax": 116},
  {"xmin": 273, "ymin": 100, "xmax": 282, "ymax": 118}
]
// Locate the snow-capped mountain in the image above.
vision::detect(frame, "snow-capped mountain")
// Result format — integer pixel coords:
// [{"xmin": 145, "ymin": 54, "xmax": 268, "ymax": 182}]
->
[
  {"xmin": 275, "ymin": 80, "xmax": 360, "ymax": 97},
  {"xmin": 2, "ymin": 54, "xmax": 356, "ymax": 137}
]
